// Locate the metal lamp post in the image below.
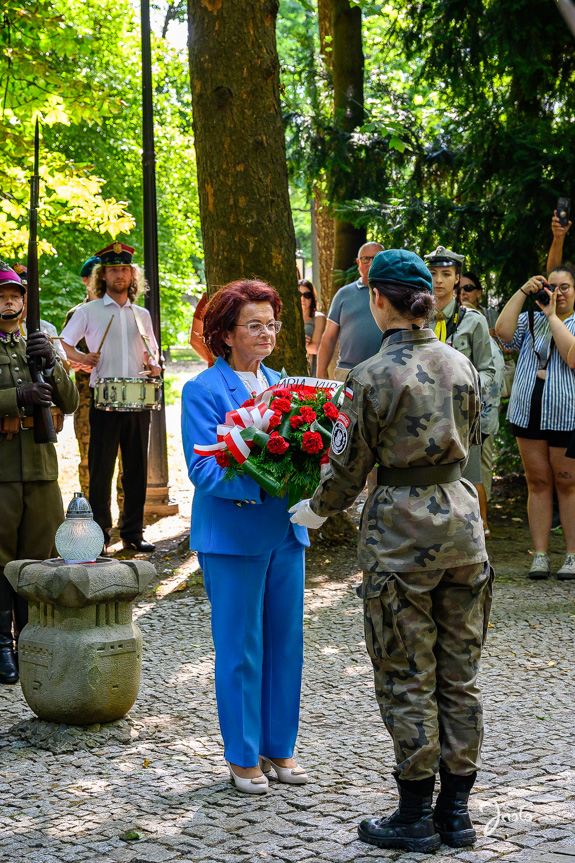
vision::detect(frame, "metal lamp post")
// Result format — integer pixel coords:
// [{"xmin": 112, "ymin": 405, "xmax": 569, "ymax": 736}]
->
[{"xmin": 141, "ymin": 0, "xmax": 178, "ymax": 519}]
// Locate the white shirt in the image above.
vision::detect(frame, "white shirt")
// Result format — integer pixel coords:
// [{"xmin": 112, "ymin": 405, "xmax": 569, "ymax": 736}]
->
[
  {"xmin": 235, "ymin": 368, "xmax": 268, "ymax": 396},
  {"xmin": 61, "ymin": 294, "xmax": 158, "ymax": 387}
]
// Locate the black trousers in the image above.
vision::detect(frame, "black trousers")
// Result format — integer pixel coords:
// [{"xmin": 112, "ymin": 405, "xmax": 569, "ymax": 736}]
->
[{"xmin": 88, "ymin": 396, "xmax": 150, "ymax": 542}]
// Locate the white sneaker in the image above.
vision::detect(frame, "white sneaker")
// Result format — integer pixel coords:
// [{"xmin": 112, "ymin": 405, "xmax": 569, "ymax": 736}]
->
[
  {"xmin": 528, "ymin": 552, "xmax": 550, "ymax": 580},
  {"xmin": 557, "ymin": 553, "xmax": 575, "ymax": 580}
]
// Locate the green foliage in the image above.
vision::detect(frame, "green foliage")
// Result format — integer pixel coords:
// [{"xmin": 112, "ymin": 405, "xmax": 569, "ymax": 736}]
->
[
  {"xmin": 280, "ymin": 0, "xmax": 575, "ymax": 302},
  {"xmin": 493, "ymin": 402, "xmax": 523, "ymax": 476},
  {"xmin": 0, "ymin": 0, "xmax": 134, "ymax": 253},
  {"xmin": 1, "ymin": 0, "xmax": 202, "ymax": 342}
]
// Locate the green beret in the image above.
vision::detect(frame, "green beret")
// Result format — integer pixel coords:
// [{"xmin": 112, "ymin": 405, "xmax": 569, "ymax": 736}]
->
[
  {"xmin": 79, "ymin": 256, "xmax": 101, "ymax": 278},
  {"xmin": 368, "ymin": 249, "xmax": 433, "ymax": 293}
]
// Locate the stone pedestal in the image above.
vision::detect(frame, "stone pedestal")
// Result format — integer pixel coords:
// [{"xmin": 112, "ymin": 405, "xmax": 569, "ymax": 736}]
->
[{"xmin": 4, "ymin": 557, "xmax": 155, "ymax": 725}]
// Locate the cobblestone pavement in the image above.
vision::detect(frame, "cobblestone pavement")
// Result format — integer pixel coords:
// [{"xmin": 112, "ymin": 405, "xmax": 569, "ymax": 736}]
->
[{"xmin": 1, "ymin": 528, "xmax": 575, "ymax": 863}]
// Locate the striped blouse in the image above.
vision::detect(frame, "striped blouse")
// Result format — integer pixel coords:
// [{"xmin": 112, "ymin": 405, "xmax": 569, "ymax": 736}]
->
[{"xmin": 502, "ymin": 310, "xmax": 575, "ymax": 431}]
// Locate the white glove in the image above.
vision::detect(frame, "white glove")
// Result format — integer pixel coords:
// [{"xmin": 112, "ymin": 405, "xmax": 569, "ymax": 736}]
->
[{"xmin": 289, "ymin": 498, "xmax": 328, "ymax": 528}]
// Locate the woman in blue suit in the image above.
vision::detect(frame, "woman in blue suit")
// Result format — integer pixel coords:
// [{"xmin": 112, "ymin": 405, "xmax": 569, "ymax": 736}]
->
[{"xmin": 181, "ymin": 279, "xmax": 310, "ymax": 795}]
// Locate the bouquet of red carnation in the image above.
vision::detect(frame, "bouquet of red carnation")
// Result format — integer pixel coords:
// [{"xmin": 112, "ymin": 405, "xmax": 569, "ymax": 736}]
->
[{"xmin": 194, "ymin": 375, "xmax": 342, "ymax": 506}]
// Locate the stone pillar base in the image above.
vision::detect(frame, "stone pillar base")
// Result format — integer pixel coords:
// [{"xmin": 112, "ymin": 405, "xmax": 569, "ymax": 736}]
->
[{"xmin": 144, "ymin": 484, "xmax": 179, "ymax": 520}]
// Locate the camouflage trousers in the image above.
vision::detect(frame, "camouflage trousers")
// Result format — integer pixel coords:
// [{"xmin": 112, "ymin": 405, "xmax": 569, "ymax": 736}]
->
[
  {"xmin": 363, "ymin": 561, "xmax": 493, "ymax": 781},
  {"xmin": 73, "ymin": 373, "xmax": 124, "ymax": 511}
]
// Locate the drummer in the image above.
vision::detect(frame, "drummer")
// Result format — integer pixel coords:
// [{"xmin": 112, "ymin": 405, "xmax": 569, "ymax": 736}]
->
[{"xmin": 61, "ymin": 243, "xmax": 160, "ymax": 553}]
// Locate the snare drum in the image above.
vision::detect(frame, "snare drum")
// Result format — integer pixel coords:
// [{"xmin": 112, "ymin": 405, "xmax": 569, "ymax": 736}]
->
[{"xmin": 94, "ymin": 377, "xmax": 162, "ymax": 412}]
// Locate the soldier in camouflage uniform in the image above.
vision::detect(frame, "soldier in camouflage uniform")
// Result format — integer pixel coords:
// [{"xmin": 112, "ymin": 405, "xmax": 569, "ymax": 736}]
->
[{"xmin": 291, "ymin": 249, "xmax": 492, "ymax": 854}]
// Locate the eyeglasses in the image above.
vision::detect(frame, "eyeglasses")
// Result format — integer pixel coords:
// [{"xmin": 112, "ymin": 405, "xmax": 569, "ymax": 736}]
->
[
  {"xmin": 234, "ymin": 321, "xmax": 282, "ymax": 337},
  {"xmin": 359, "ymin": 255, "xmax": 377, "ymax": 265},
  {"xmin": 461, "ymin": 284, "xmax": 479, "ymax": 292},
  {"xmin": 548, "ymin": 283, "xmax": 574, "ymax": 293},
  {"xmin": 299, "ymin": 291, "xmax": 313, "ymax": 300}
]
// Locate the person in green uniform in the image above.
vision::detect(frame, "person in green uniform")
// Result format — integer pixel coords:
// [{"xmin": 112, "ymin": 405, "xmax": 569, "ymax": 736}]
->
[
  {"xmin": 425, "ymin": 245, "xmax": 495, "ymax": 533},
  {"xmin": 0, "ymin": 264, "xmax": 79, "ymax": 684},
  {"xmin": 290, "ymin": 250, "xmax": 492, "ymax": 853}
]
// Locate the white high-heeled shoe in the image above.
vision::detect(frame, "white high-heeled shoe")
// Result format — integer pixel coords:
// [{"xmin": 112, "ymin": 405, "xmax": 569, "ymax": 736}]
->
[
  {"xmin": 225, "ymin": 760, "xmax": 269, "ymax": 795},
  {"xmin": 260, "ymin": 756, "xmax": 308, "ymax": 785}
]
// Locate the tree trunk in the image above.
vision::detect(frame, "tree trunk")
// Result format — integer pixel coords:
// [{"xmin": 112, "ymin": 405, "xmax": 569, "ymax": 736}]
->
[
  {"xmin": 188, "ymin": 0, "xmax": 307, "ymax": 374},
  {"xmin": 314, "ymin": 0, "xmax": 336, "ymax": 312},
  {"xmin": 331, "ymin": 0, "xmax": 366, "ymax": 289},
  {"xmin": 313, "ymin": 189, "xmax": 334, "ymax": 314}
]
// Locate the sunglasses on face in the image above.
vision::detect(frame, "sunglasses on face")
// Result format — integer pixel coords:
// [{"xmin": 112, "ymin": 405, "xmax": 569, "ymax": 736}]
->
[
  {"xmin": 461, "ymin": 284, "xmax": 479, "ymax": 293},
  {"xmin": 299, "ymin": 291, "xmax": 313, "ymax": 300}
]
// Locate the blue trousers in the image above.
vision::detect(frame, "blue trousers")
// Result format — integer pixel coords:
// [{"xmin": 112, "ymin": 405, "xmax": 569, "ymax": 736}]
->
[{"xmin": 199, "ymin": 528, "xmax": 305, "ymax": 768}]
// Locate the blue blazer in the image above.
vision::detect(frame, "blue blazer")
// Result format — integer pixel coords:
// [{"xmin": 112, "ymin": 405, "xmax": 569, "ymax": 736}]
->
[{"xmin": 181, "ymin": 357, "xmax": 309, "ymax": 556}]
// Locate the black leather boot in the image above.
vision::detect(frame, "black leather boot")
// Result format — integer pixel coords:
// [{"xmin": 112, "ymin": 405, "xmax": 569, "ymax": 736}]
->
[
  {"xmin": 358, "ymin": 774, "xmax": 440, "ymax": 852},
  {"xmin": 434, "ymin": 768, "xmax": 477, "ymax": 847},
  {"xmin": 0, "ymin": 575, "xmax": 18, "ymax": 685}
]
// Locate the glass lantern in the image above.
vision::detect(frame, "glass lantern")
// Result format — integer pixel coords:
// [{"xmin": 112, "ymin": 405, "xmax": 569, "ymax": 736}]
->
[{"xmin": 55, "ymin": 493, "xmax": 105, "ymax": 564}]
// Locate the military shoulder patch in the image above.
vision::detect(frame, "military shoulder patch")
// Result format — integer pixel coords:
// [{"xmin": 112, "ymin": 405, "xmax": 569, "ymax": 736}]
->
[
  {"xmin": 345, "ymin": 385, "xmax": 353, "ymax": 400},
  {"xmin": 331, "ymin": 413, "xmax": 350, "ymax": 456}
]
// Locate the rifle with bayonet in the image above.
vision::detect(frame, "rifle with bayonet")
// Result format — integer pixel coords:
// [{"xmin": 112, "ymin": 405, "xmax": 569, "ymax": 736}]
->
[{"xmin": 25, "ymin": 120, "xmax": 57, "ymax": 444}]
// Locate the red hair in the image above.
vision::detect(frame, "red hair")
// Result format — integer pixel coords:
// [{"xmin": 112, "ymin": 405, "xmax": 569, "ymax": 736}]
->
[{"xmin": 203, "ymin": 279, "xmax": 282, "ymax": 359}]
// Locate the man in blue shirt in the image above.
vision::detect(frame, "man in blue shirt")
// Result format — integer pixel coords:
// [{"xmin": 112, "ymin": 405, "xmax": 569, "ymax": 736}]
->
[{"xmin": 317, "ymin": 242, "xmax": 384, "ymax": 380}]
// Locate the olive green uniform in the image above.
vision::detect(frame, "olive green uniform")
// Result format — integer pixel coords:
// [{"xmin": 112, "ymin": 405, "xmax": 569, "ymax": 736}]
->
[
  {"xmin": 433, "ymin": 299, "xmax": 496, "ymax": 484},
  {"xmin": 0, "ymin": 332, "xmax": 79, "ymax": 629},
  {"xmin": 311, "ymin": 328, "xmax": 492, "ymax": 780}
]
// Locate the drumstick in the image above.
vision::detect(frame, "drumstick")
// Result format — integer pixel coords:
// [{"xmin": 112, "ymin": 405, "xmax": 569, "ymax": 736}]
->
[{"xmin": 97, "ymin": 315, "xmax": 114, "ymax": 353}]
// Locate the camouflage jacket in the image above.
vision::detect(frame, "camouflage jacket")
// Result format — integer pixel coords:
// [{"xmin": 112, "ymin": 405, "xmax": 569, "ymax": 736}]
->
[{"xmin": 311, "ymin": 328, "xmax": 488, "ymax": 573}]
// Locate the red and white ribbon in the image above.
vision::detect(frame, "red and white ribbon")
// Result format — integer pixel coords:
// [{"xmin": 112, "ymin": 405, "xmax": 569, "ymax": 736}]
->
[
  {"xmin": 256, "ymin": 376, "xmax": 341, "ymax": 406},
  {"xmin": 194, "ymin": 402, "xmax": 276, "ymax": 465}
]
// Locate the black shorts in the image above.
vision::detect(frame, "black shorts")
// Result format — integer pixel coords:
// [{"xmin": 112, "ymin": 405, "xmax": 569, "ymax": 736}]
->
[{"xmin": 510, "ymin": 376, "xmax": 574, "ymax": 448}]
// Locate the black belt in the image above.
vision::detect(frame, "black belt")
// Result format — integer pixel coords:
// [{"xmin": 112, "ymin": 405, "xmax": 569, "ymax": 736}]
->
[{"xmin": 377, "ymin": 461, "xmax": 463, "ymax": 487}]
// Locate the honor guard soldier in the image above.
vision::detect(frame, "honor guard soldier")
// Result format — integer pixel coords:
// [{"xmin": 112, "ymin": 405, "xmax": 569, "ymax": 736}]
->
[
  {"xmin": 60, "ymin": 243, "xmax": 160, "ymax": 552},
  {"xmin": 0, "ymin": 263, "xmax": 78, "ymax": 685},
  {"xmin": 290, "ymin": 250, "xmax": 492, "ymax": 853}
]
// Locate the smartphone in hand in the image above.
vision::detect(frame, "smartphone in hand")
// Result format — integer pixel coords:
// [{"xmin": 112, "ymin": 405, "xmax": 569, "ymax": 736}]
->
[{"xmin": 557, "ymin": 197, "xmax": 571, "ymax": 227}]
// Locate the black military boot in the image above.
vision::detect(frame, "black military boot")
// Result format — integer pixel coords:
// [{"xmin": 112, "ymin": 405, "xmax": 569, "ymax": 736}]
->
[
  {"xmin": 434, "ymin": 768, "xmax": 477, "ymax": 848},
  {"xmin": 0, "ymin": 574, "xmax": 18, "ymax": 685},
  {"xmin": 358, "ymin": 774, "xmax": 440, "ymax": 852}
]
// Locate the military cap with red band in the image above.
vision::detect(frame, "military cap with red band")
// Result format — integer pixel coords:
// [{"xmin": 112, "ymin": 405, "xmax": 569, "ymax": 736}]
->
[{"xmin": 96, "ymin": 242, "xmax": 135, "ymax": 266}]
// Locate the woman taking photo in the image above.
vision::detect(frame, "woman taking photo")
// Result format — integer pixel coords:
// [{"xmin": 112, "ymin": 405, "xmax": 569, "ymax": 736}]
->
[
  {"xmin": 181, "ymin": 279, "xmax": 309, "ymax": 794},
  {"xmin": 496, "ymin": 266, "xmax": 575, "ymax": 580},
  {"xmin": 298, "ymin": 279, "xmax": 325, "ymax": 376}
]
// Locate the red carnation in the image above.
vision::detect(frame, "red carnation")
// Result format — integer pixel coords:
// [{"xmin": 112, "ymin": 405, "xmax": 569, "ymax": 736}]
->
[
  {"xmin": 271, "ymin": 397, "xmax": 292, "ymax": 413},
  {"xmin": 290, "ymin": 414, "xmax": 305, "ymax": 429},
  {"xmin": 241, "ymin": 398, "xmax": 256, "ymax": 409},
  {"xmin": 268, "ymin": 413, "xmax": 282, "ymax": 429},
  {"xmin": 302, "ymin": 431, "xmax": 324, "ymax": 454},
  {"xmin": 267, "ymin": 435, "xmax": 290, "ymax": 455},
  {"xmin": 323, "ymin": 402, "xmax": 339, "ymax": 421},
  {"xmin": 215, "ymin": 450, "xmax": 231, "ymax": 468},
  {"xmin": 299, "ymin": 406, "xmax": 317, "ymax": 423}
]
